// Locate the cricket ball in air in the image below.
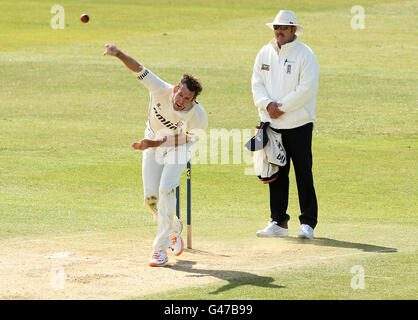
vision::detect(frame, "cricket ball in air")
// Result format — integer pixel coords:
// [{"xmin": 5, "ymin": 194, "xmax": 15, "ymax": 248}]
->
[{"xmin": 80, "ymin": 14, "xmax": 89, "ymax": 23}]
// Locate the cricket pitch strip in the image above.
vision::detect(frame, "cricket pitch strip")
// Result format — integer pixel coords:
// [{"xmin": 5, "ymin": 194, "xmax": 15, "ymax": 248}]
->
[{"xmin": 0, "ymin": 231, "xmax": 393, "ymax": 299}]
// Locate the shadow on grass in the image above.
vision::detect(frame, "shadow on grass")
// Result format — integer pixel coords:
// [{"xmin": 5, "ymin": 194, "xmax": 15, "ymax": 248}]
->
[
  {"xmin": 167, "ymin": 237, "xmax": 395, "ymax": 295},
  {"xmin": 168, "ymin": 260, "xmax": 284, "ymax": 295},
  {"xmin": 282, "ymin": 237, "xmax": 397, "ymax": 253}
]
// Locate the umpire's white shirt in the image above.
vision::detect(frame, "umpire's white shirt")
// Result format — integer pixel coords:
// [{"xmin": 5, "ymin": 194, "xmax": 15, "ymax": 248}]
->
[{"xmin": 252, "ymin": 37, "xmax": 319, "ymax": 129}]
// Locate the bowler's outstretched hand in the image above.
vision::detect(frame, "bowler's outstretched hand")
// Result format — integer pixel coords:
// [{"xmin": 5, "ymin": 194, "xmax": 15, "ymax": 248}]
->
[
  {"xmin": 131, "ymin": 137, "xmax": 167, "ymax": 150},
  {"xmin": 103, "ymin": 43, "xmax": 119, "ymax": 56}
]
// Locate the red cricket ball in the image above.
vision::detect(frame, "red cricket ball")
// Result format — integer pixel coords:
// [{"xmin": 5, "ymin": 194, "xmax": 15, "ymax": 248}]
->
[{"xmin": 80, "ymin": 14, "xmax": 89, "ymax": 23}]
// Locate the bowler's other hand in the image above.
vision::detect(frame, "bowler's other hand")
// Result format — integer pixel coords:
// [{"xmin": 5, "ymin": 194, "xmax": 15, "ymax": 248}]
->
[
  {"xmin": 103, "ymin": 43, "xmax": 119, "ymax": 56},
  {"xmin": 267, "ymin": 102, "xmax": 284, "ymax": 119},
  {"xmin": 131, "ymin": 137, "xmax": 167, "ymax": 150}
]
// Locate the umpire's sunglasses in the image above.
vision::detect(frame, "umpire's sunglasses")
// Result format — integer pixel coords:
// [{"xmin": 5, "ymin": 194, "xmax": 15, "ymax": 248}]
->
[{"xmin": 273, "ymin": 25, "xmax": 293, "ymax": 30}]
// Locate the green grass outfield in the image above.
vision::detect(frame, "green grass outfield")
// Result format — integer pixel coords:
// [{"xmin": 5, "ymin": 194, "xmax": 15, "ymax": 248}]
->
[{"xmin": 0, "ymin": 0, "xmax": 417, "ymax": 299}]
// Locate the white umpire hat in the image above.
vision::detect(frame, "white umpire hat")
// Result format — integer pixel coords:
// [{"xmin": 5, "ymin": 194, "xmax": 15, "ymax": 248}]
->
[{"xmin": 266, "ymin": 10, "xmax": 304, "ymax": 36}]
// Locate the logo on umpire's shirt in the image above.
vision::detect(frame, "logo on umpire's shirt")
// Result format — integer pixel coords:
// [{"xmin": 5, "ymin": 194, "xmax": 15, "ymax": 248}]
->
[
  {"xmin": 261, "ymin": 64, "xmax": 270, "ymax": 71},
  {"xmin": 287, "ymin": 64, "xmax": 291, "ymax": 74}
]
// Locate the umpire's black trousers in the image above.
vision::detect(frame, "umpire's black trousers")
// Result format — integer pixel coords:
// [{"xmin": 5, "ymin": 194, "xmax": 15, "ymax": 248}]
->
[{"xmin": 269, "ymin": 122, "xmax": 318, "ymax": 229}]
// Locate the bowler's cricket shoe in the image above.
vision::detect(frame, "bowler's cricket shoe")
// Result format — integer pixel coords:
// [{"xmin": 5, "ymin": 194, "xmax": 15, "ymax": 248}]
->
[
  {"xmin": 298, "ymin": 224, "xmax": 314, "ymax": 239},
  {"xmin": 170, "ymin": 235, "xmax": 184, "ymax": 256},
  {"xmin": 149, "ymin": 250, "xmax": 168, "ymax": 267},
  {"xmin": 256, "ymin": 221, "xmax": 288, "ymax": 237}
]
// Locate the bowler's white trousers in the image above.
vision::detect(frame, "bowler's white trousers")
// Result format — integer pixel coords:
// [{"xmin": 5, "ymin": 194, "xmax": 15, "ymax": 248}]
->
[{"xmin": 142, "ymin": 143, "xmax": 193, "ymax": 251}]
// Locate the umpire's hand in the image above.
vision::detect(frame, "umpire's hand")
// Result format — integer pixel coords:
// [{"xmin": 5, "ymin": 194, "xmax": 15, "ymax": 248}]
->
[{"xmin": 267, "ymin": 102, "xmax": 284, "ymax": 119}]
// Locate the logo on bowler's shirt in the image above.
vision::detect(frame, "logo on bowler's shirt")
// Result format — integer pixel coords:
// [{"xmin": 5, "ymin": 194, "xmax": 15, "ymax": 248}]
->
[
  {"xmin": 156, "ymin": 103, "xmax": 161, "ymax": 109},
  {"xmin": 153, "ymin": 107, "xmax": 177, "ymax": 130},
  {"xmin": 287, "ymin": 64, "xmax": 292, "ymax": 74},
  {"xmin": 177, "ymin": 120, "xmax": 184, "ymax": 128},
  {"xmin": 261, "ymin": 64, "xmax": 270, "ymax": 71},
  {"xmin": 137, "ymin": 69, "xmax": 149, "ymax": 80}
]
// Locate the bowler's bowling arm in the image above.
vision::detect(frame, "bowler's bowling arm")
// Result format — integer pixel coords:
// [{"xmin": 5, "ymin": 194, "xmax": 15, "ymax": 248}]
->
[
  {"xmin": 115, "ymin": 50, "xmax": 143, "ymax": 73},
  {"xmin": 103, "ymin": 44, "xmax": 143, "ymax": 72}
]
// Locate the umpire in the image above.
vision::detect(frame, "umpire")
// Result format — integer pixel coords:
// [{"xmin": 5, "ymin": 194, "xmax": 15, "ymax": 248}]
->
[{"xmin": 252, "ymin": 10, "xmax": 319, "ymax": 239}]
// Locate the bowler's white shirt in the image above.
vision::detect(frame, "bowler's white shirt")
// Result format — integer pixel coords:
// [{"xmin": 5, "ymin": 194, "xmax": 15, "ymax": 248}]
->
[{"xmin": 135, "ymin": 68, "xmax": 208, "ymax": 140}]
